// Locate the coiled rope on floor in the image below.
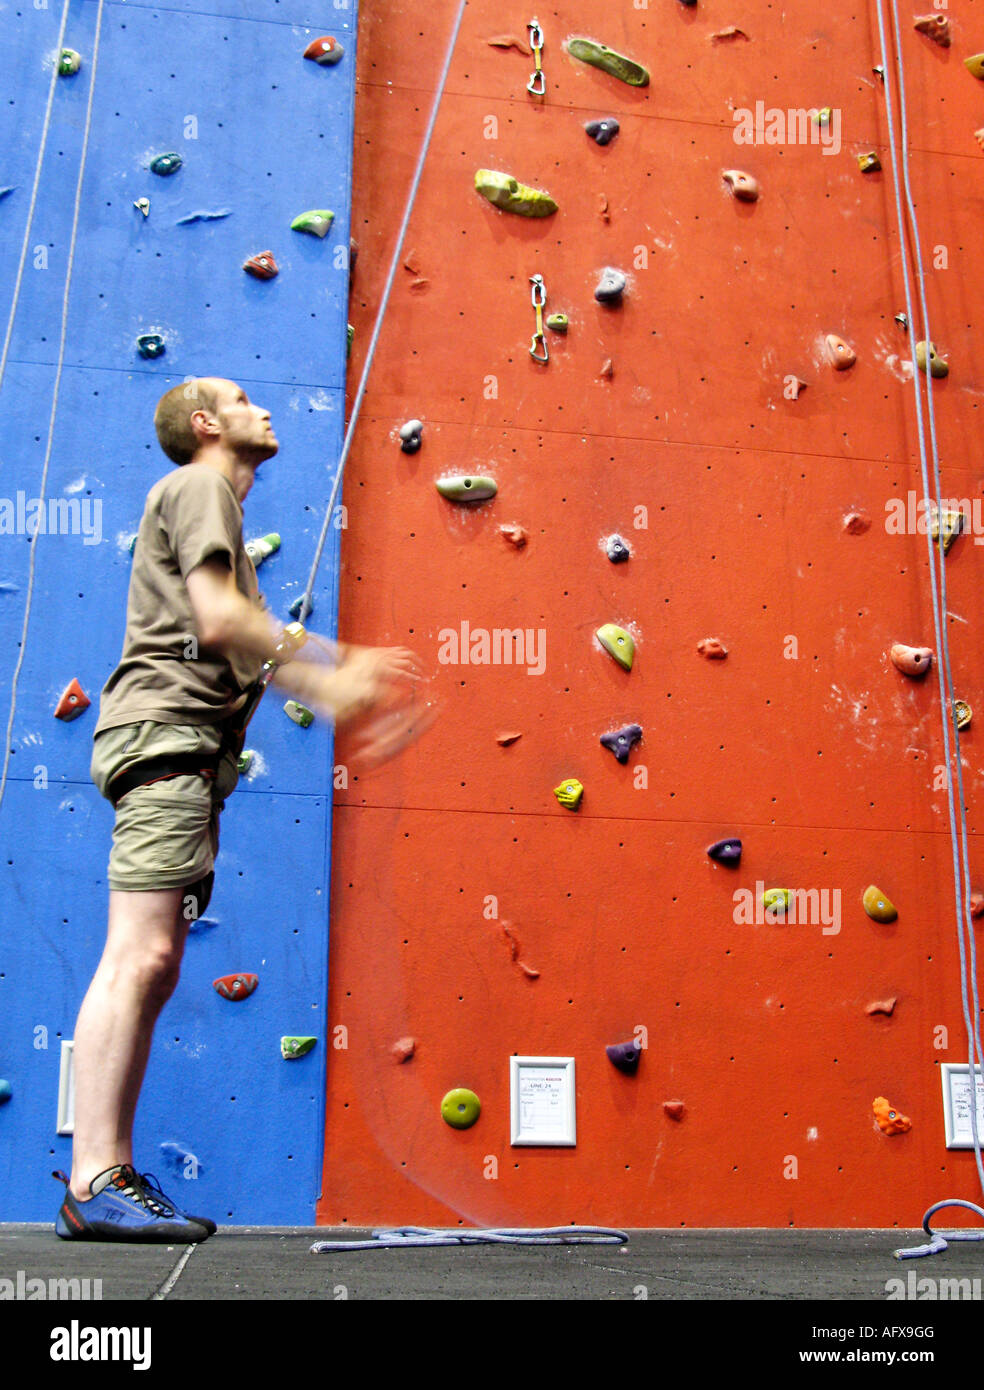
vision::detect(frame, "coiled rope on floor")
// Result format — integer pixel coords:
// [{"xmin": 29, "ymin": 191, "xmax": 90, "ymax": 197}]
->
[{"xmin": 311, "ymin": 1226, "xmax": 629, "ymax": 1252}]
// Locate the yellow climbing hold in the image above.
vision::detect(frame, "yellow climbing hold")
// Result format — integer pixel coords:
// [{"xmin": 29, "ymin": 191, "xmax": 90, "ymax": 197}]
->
[
  {"xmin": 474, "ymin": 170, "xmax": 558, "ymax": 218},
  {"xmin": 553, "ymin": 778, "xmax": 584, "ymax": 809},
  {"xmin": 965, "ymin": 53, "xmax": 984, "ymax": 79},
  {"xmin": 762, "ymin": 888, "xmax": 791, "ymax": 914},
  {"xmin": 596, "ymin": 623, "xmax": 634, "ymax": 670},
  {"xmin": 862, "ymin": 885, "xmax": 897, "ymax": 923}
]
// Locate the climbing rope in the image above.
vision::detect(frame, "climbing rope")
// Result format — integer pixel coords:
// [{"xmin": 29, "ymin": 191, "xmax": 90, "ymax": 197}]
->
[
  {"xmin": 874, "ymin": 0, "xmax": 984, "ymax": 1257},
  {"xmin": 296, "ymin": 0, "xmax": 469, "ymax": 622},
  {"xmin": 311, "ymin": 1225, "xmax": 629, "ymax": 1252},
  {"xmin": 0, "ymin": 0, "xmax": 107, "ymax": 818}
]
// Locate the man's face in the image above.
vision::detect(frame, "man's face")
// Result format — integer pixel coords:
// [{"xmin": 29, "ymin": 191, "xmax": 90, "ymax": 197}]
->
[{"xmin": 204, "ymin": 379, "xmax": 279, "ymax": 463}]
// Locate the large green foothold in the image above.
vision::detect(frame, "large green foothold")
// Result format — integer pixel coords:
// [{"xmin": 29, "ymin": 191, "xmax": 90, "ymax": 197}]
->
[
  {"xmin": 284, "ymin": 700, "xmax": 314, "ymax": 727},
  {"xmin": 236, "ymin": 749, "xmax": 254, "ymax": 774},
  {"xmin": 915, "ymin": 341, "xmax": 948, "ymax": 378},
  {"xmin": 291, "ymin": 209, "xmax": 335, "ymax": 238},
  {"xmin": 566, "ymin": 37, "xmax": 650, "ymax": 87},
  {"xmin": 281, "ymin": 1036, "xmax": 317, "ymax": 1059},
  {"xmin": 596, "ymin": 623, "xmax": 634, "ymax": 670},
  {"xmin": 474, "ymin": 170, "xmax": 558, "ymax": 218},
  {"xmin": 58, "ymin": 49, "xmax": 81, "ymax": 75},
  {"xmin": 762, "ymin": 887, "xmax": 791, "ymax": 914},
  {"xmin": 546, "ymin": 313, "xmax": 569, "ymax": 333},
  {"xmin": 436, "ymin": 475, "xmax": 497, "ymax": 502},
  {"xmin": 441, "ymin": 1087, "xmax": 481, "ymax": 1129},
  {"xmin": 245, "ymin": 532, "xmax": 281, "ymax": 567}
]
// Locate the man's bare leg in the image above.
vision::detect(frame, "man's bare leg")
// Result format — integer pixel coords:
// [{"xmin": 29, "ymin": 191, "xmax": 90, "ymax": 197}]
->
[{"xmin": 69, "ymin": 887, "xmax": 188, "ymax": 1199}]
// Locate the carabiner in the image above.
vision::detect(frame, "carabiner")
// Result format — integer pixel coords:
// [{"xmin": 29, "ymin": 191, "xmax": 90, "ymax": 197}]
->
[
  {"xmin": 529, "ymin": 274, "xmax": 548, "ymax": 362},
  {"xmin": 527, "ymin": 19, "xmax": 545, "ymax": 95}
]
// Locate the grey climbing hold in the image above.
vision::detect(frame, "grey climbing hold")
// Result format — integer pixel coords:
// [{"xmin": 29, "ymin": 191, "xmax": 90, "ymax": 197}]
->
[
  {"xmin": 707, "ymin": 837, "xmax": 742, "ymax": 865},
  {"xmin": 606, "ymin": 535, "xmax": 630, "ymax": 563},
  {"xmin": 136, "ymin": 334, "xmax": 165, "ymax": 359},
  {"xmin": 150, "ymin": 153, "xmax": 182, "ymax": 176},
  {"xmin": 245, "ymin": 533, "xmax": 280, "ymax": 567},
  {"xmin": 399, "ymin": 419, "xmax": 423, "ymax": 453},
  {"xmin": 600, "ymin": 724, "xmax": 642, "ymax": 763},
  {"xmin": 133, "ymin": 198, "xmax": 150, "ymax": 218},
  {"xmin": 585, "ymin": 117, "xmax": 619, "ymax": 145},
  {"xmin": 176, "ymin": 209, "xmax": 232, "ymax": 225},
  {"xmin": 895, "ymin": 313, "xmax": 908, "ymax": 330},
  {"xmin": 284, "ymin": 700, "xmax": 314, "ymax": 727},
  {"xmin": 606, "ymin": 1040, "xmax": 642, "ymax": 1073},
  {"xmin": 595, "ymin": 267, "xmax": 626, "ymax": 304}
]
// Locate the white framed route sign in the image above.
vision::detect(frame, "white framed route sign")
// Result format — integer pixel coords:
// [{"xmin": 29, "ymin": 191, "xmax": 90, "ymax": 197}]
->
[
  {"xmin": 510, "ymin": 1056, "xmax": 576, "ymax": 1146},
  {"xmin": 941, "ymin": 1063, "xmax": 984, "ymax": 1149}
]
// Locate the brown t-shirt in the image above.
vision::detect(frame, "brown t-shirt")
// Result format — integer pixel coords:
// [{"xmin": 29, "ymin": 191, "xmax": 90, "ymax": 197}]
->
[{"xmin": 94, "ymin": 463, "xmax": 266, "ymax": 735}]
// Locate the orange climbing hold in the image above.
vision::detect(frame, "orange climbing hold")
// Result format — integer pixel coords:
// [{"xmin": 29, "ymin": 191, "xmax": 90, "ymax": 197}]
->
[
  {"xmin": 391, "ymin": 1036, "xmax": 416, "ymax": 1063},
  {"xmin": 865, "ymin": 998, "xmax": 897, "ymax": 1017},
  {"xmin": 826, "ymin": 334, "xmax": 856, "ymax": 370},
  {"xmin": 697, "ymin": 638, "xmax": 728, "ymax": 659},
  {"xmin": 873, "ymin": 1096, "xmax": 911, "ymax": 1135},
  {"xmin": 663, "ymin": 1101, "xmax": 686, "ymax": 1120},
  {"xmin": 913, "ymin": 14, "xmax": 950, "ymax": 46},
  {"xmin": 862, "ymin": 885, "xmax": 897, "ymax": 923},
  {"xmin": 54, "ymin": 678, "xmax": 90, "ymax": 722},
  {"xmin": 890, "ymin": 644, "xmax": 932, "ymax": 677}
]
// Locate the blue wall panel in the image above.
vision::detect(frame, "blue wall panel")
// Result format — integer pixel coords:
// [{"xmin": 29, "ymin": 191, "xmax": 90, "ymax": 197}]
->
[{"xmin": 0, "ymin": 0, "xmax": 357, "ymax": 1221}]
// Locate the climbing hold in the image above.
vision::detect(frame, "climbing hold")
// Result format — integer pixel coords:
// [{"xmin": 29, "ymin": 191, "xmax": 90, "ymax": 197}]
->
[
  {"xmin": 722, "ymin": 169, "xmax": 759, "ymax": 202},
  {"xmin": 606, "ymin": 535, "xmax": 630, "ymax": 562},
  {"xmin": 595, "ymin": 267, "xmax": 626, "ymax": 304},
  {"xmin": 150, "ymin": 153, "xmax": 182, "ymax": 176},
  {"xmin": 553, "ymin": 778, "xmax": 584, "ymax": 809},
  {"xmin": 54, "ymin": 678, "xmax": 90, "ymax": 722},
  {"xmin": 518, "ymin": 961, "xmax": 540, "ymax": 979},
  {"xmin": 814, "ymin": 108, "xmax": 834, "ymax": 125},
  {"xmin": 545, "ymin": 313, "xmax": 569, "ymax": 333},
  {"xmin": 126, "ymin": 534, "xmax": 138, "ymax": 555},
  {"xmin": 441, "ymin": 1087, "xmax": 481, "ymax": 1129},
  {"xmin": 245, "ymin": 533, "xmax": 280, "ymax": 567},
  {"xmin": 762, "ymin": 888, "xmax": 791, "ymax": 915},
  {"xmin": 873, "ymin": 1096, "xmax": 911, "ymax": 1135},
  {"xmin": 678, "ymin": 0, "xmax": 697, "ymax": 6},
  {"xmin": 303, "ymin": 35, "xmax": 344, "ymax": 64},
  {"xmin": 176, "ymin": 209, "xmax": 231, "ymax": 225},
  {"xmin": 932, "ymin": 510, "xmax": 963, "ymax": 554},
  {"xmin": 347, "ymin": 324, "xmax": 354, "ymax": 357},
  {"xmin": 954, "ymin": 699, "xmax": 972, "ymax": 730},
  {"xmin": 283, "ymin": 700, "xmax": 314, "ymax": 727},
  {"xmin": 213, "ymin": 973, "xmax": 258, "ymax": 1001},
  {"xmin": 487, "ymin": 34, "xmax": 532, "ymax": 55},
  {"xmin": 710, "ymin": 26, "xmax": 749, "ymax": 42},
  {"xmin": 663, "ymin": 1100, "xmax": 686, "ymax": 1120},
  {"xmin": 857, "ymin": 152, "xmax": 881, "ymax": 173},
  {"xmin": 890, "ymin": 643, "xmax": 932, "ymax": 677},
  {"xmin": 599, "ymin": 358, "xmax": 614, "ymax": 379},
  {"xmin": 291, "ymin": 209, "xmax": 334, "ymax": 238},
  {"xmin": 288, "ymin": 595, "xmax": 310, "ymax": 620},
  {"xmin": 566, "ymin": 37, "xmax": 650, "ymax": 87},
  {"xmin": 697, "ymin": 638, "xmax": 728, "ymax": 660},
  {"xmin": 825, "ymin": 334, "xmax": 856, "ymax": 370},
  {"xmin": 0, "ymin": 187, "xmax": 16, "ymax": 202},
  {"xmin": 597, "ymin": 193, "xmax": 610, "ymax": 223},
  {"xmin": 787, "ymin": 377, "xmax": 808, "ymax": 400},
  {"xmin": 914, "ymin": 341, "xmax": 948, "ymax": 377},
  {"xmin": 843, "ymin": 510, "xmax": 871, "ymax": 534},
  {"xmin": 585, "ymin": 117, "xmax": 620, "ymax": 146},
  {"xmin": 236, "ymin": 750, "xmax": 253, "ymax": 774},
  {"xmin": 58, "ymin": 49, "xmax": 81, "ymax": 75},
  {"xmin": 392, "ymin": 1037, "xmax": 416, "ymax": 1063},
  {"xmin": 596, "ymin": 623, "xmax": 634, "ymax": 670},
  {"xmin": 968, "ymin": 55, "xmax": 984, "ymax": 80},
  {"xmin": 873, "ymin": 65, "xmax": 886, "ymax": 81},
  {"xmin": 976, "ymin": 130, "xmax": 984, "ymax": 151},
  {"xmin": 474, "ymin": 170, "xmax": 557, "ymax": 217},
  {"xmin": 971, "ymin": 894, "xmax": 984, "ymax": 919},
  {"xmin": 895, "ymin": 313, "xmax": 908, "ymax": 330},
  {"xmin": 133, "ymin": 198, "xmax": 150, "ymax": 218},
  {"xmin": 862, "ymin": 885, "xmax": 897, "ymax": 923},
  {"xmin": 243, "ymin": 251, "xmax": 279, "ymax": 280},
  {"xmin": 865, "ymin": 998, "xmax": 897, "ymax": 1017},
  {"xmin": 913, "ymin": 14, "xmax": 951, "ymax": 46},
  {"xmin": 136, "ymin": 334, "xmax": 165, "ymax": 360},
  {"xmin": 606, "ymin": 1040, "xmax": 641, "ymax": 1074},
  {"xmin": 496, "ymin": 731, "xmax": 523, "ymax": 745},
  {"xmin": 499, "ymin": 524, "xmax": 527, "ymax": 547},
  {"xmin": 600, "ymin": 724, "xmax": 642, "ymax": 764},
  {"xmin": 707, "ymin": 838, "xmax": 742, "ymax": 865},
  {"xmin": 0, "ymin": 1080, "xmax": 11, "ymax": 1105},
  {"xmin": 399, "ymin": 419, "xmax": 423, "ymax": 453},
  {"xmin": 435, "ymin": 475, "xmax": 497, "ymax": 502},
  {"xmin": 281, "ymin": 1036, "xmax": 317, "ymax": 1059}
]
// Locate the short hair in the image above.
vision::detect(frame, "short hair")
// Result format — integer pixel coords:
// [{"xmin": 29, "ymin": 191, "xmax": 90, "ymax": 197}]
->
[{"xmin": 153, "ymin": 379, "xmax": 221, "ymax": 465}]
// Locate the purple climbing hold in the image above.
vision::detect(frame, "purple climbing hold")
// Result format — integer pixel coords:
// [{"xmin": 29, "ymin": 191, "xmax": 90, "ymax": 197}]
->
[
  {"xmin": 600, "ymin": 724, "xmax": 642, "ymax": 763},
  {"xmin": 606, "ymin": 1040, "xmax": 642, "ymax": 1073},
  {"xmin": 707, "ymin": 837, "xmax": 742, "ymax": 865},
  {"xmin": 585, "ymin": 117, "xmax": 620, "ymax": 146},
  {"xmin": 606, "ymin": 534, "xmax": 630, "ymax": 563}
]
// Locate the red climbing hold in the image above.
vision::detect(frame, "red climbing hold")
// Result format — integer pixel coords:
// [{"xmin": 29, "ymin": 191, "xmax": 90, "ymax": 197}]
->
[
  {"xmin": 303, "ymin": 36, "xmax": 343, "ymax": 65},
  {"xmin": 391, "ymin": 1036, "xmax": 416, "ymax": 1062},
  {"xmin": 213, "ymin": 973, "xmax": 258, "ymax": 1001},
  {"xmin": 865, "ymin": 998, "xmax": 897, "ymax": 1017},
  {"xmin": 663, "ymin": 1100, "xmax": 686, "ymax": 1120},
  {"xmin": 54, "ymin": 678, "xmax": 90, "ymax": 721},
  {"xmin": 697, "ymin": 638, "xmax": 728, "ymax": 659},
  {"xmin": 243, "ymin": 252, "xmax": 279, "ymax": 280}
]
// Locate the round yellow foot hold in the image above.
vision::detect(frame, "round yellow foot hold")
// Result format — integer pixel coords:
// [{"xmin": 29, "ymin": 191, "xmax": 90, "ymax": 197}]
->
[
  {"xmin": 762, "ymin": 887, "xmax": 791, "ymax": 915},
  {"xmin": 441, "ymin": 1087, "xmax": 481, "ymax": 1129},
  {"xmin": 863, "ymin": 885, "xmax": 897, "ymax": 923}
]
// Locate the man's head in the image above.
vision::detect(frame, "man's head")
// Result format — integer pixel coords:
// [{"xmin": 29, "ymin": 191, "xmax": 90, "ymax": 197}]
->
[{"xmin": 154, "ymin": 378, "xmax": 279, "ymax": 468}]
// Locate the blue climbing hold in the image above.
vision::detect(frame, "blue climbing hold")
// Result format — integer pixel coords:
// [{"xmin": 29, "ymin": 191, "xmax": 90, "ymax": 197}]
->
[
  {"xmin": 0, "ymin": 1079, "xmax": 12, "ymax": 1105},
  {"xmin": 176, "ymin": 209, "xmax": 232, "ymax": 225}
]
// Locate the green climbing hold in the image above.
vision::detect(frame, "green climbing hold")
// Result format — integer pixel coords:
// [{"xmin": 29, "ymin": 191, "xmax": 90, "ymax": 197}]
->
[
  {"xmin": 291, "ymin": 209, "xmax": 335, "ymax": 238},
  {"xmin": 915, "ymin": 341, "xmax": 948, "ymax": 378},
  {"xmin": 436, "ymin": 475, "xmax": 497, "ymax": 502},
  {"xmin": 762, "ymin": 887, "xmax": 791, "ymax": 914},
  {"xmin": 553, "ymin": 778, "xmax": 584, "ymax": 809},
  {"xmin": 281, "ymin": 1036, "xmax": 317, "ymax": 1059},
  {"xmin": 150, "ymin": 153, "xmax": 182, "ymax": 176},
  {"xmin": 566, "ymin": 37, "xmax": 649, "ymax": 87},
  {"xmin": 596, "ymin": 623, "xmax": 634, "ymax": 670},
  {"xmin": 441, "ymin": 1087, "xmax": 481, "ymax": 1129},
  {"xmin": 546, "ymin": 313, "xmax": 569, "ymax": 333},
  {"xmin": 237, "ymin": 750, "xmax": 254, "ymax": 774},
  {"xmin": 245, "ymin": 533, "xmax": 280, "ymax": 567},
  {"xmin": 136, "ymin": 333, "xmax": 165, "ymax": 359},
  {"xmin": 58, "ymin": 49, "xmax": 81, "ymax": 76},
  {"xmin": 474, "ymin": 170, "xmax": 558, "ymax": 218},
  {"xmin": 284, "ymin": 700, "xmax": 314, "ymax": 727}
]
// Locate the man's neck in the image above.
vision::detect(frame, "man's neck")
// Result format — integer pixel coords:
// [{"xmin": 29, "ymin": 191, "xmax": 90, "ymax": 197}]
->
[{"xmin": 188, "ymin": 448, "xmax": 256, "ymax": 503}]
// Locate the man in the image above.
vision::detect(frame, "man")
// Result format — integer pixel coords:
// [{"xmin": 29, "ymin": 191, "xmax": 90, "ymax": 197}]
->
[{"xmin": 54, "ymin": 378, "xmax": 423, "ymax": 1242}]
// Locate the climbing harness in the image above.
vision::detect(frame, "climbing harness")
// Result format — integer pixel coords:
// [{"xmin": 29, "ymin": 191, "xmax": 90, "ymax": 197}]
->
[
  {"xmin": 875, "ymin": 0, "xmax": 984, "ymax": 1258},
  {"xmin": 311, "ymin": 1225, "xmax": 628, "ymax": 1252},
  {"xmin": 529, "ymin": 274, "xmax": 548, "ymax": 362},
  {"xmin": 527, "ymin": 19, "xmax": 545, "ymax": 96}
]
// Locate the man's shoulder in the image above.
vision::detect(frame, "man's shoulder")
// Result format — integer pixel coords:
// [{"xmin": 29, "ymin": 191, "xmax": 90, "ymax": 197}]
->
[{"xmin": 147, "ymin": 463, "xmax": 238, "ymax": 512}]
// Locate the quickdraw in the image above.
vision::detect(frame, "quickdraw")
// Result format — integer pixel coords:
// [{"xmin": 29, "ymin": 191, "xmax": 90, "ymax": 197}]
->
[
  {"xmin": 529, "ymin": 274, "xmax": 548, "ymax": 362},
  {"xmin": 527, "ymin": 19, "xmax": 545, "ymax": 95}
]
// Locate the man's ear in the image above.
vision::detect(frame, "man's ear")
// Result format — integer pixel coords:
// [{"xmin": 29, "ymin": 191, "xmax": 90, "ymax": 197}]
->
[{"xmin": 189, "ymin": 407, "xmax": 220, "ymax": 441}]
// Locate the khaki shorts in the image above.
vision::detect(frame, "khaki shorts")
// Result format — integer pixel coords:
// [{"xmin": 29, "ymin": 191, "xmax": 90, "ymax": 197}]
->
[{"xmin": 90, "ymin": 721, "xmax": 241, "ymax": 904}]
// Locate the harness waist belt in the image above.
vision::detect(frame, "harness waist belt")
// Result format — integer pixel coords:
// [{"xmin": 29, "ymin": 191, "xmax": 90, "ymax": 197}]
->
[{"xmin": 108, "ymin": 753, "xmax": 220, "ymax": 809}]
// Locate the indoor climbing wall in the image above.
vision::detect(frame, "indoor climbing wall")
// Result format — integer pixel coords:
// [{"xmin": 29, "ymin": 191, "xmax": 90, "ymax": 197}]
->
[
  {"xmin": 321, "ymin": 0, "xmax": 984, "ymax": 1226},
  {"xmin": 0, "ymin": 3, "xmax": 358, "ymax": 1221}
]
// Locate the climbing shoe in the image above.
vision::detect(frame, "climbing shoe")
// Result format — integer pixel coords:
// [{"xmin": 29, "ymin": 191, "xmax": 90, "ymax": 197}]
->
[
  {"xmin": 53, "ymin": 1166, "xmax": 211, "ymax": 1243},
  {"xmin": 139, "ymin": 1171, "xmax": 217, "ymax": 1237}
]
